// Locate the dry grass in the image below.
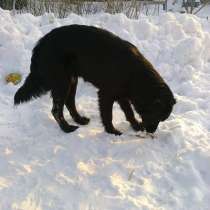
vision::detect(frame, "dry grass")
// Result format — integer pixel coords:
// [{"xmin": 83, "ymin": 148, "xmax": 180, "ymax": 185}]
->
[{"xmin": 1, "ymin": 0, "xmax": 165, "ymax": 18}]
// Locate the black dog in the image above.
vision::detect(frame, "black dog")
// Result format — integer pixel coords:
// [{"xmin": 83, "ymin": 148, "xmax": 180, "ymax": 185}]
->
[{"xmin": 14, "ymin": 25, "xmax": 176, "ymax": 135}]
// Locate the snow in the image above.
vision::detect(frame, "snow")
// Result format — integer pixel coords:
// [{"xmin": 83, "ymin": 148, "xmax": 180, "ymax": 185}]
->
[{"xmin": 0, "ymin": 8, "xmax": 210, "ymax": 210}]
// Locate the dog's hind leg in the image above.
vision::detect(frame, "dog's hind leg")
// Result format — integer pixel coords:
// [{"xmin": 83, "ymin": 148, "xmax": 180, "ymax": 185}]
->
[
  {"xmin": 51, "ymin": 88, "xmax": 79, "ymax": 133},
  {"xmin": 118, "ymin": 99, "xmax": 144, "ymax": 131},
  {"xmin": 65, "ymin": 77, "xmax": 90, "ymax": 125},
  {"xmin": 98, "ymin": 91, "xmax": 121, "ymax": 135}
]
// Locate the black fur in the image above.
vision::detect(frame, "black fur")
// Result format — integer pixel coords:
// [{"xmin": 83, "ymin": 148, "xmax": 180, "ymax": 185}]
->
[
  {"xmin": 14, "ymin": 24, "xmax": 176, "ymax": 134},
  {"xmin": 14, "ymin": 72, "xmax": 48, "ymax": 104}
]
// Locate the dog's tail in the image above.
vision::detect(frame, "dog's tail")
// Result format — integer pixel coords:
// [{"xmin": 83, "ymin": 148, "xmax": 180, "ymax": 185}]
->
[{"xmin": 14, "ymin": 72, "xmax": 48, "ymax": 105}]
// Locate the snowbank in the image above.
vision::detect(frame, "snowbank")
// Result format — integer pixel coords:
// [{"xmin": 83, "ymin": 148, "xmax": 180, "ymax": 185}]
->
[{"xmin": 0, "ymin": 8, "xmax": 210, "ymax": 210}]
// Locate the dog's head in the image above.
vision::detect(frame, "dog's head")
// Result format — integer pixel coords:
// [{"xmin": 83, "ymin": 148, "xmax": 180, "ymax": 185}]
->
[{"xmin": 132, "ymin": 85, "xmax": 176, "ymax": 133}]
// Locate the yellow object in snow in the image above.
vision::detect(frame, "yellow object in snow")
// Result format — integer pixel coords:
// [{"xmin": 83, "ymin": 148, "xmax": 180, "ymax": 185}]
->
[{"xmin": 5, "ymin": 73, "xmax": 22, "ymax": 85}]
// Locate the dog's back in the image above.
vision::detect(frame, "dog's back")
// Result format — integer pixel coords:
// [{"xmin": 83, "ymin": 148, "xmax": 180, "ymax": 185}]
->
[{"xmin": 31, "ymin": 25, "xmax": 164, "ymax": 92}]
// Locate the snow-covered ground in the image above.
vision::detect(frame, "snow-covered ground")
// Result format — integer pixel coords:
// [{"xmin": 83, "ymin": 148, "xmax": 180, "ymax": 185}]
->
[
  {"xmin": 0, "ymin": 8, "xmax": 210, "ymax": 210},
  {"xmin": 196, "ymin": 5, "xmax": 210, "ymax": 19}
]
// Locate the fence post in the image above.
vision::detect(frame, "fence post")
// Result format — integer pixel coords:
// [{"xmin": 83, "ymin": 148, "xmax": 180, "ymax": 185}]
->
[{"xmin": 12, "ymin": 0, "xmax": 16, "ymax": 15}]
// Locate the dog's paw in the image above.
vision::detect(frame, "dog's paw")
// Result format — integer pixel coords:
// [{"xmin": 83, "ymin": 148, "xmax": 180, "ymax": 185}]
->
[
  {"xmin": 106, "ymin": 128, "xmax": 122, "ymax": 136},
  {"xmin": 131, "ymin": 122, "xmax": 145, "ymax": 132},
  {"xmin": 60, "ymin": 122, "xmax": 79, "ymax": 133},
  {"xmin": 75, "ymin": 116, "xmax": 90, "ymax": 125}
]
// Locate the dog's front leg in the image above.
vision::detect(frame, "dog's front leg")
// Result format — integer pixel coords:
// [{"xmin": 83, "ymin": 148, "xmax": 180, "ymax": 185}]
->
[
  {"xmin": 118, "ymin": 99, "xmax": 144, "ymax": 132},
  {"xmin": 98, "ymin": 91, "xmax": 121, "ymax": 135}
]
